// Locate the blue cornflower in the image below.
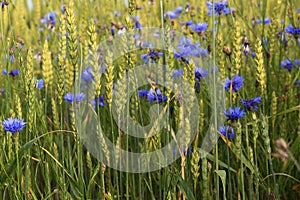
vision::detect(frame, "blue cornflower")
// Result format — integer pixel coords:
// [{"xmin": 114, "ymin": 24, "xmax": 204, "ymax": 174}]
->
[
  {"xmin": 179, "ymin": 20, "xmax": 193, "ymax": 27},
  {"xmin": 191, "ymin": 22, "xmax": 208, "ymax": 33},
  {"xmin": 40, "ymin": 11, "xmax": 57, "ymax": 31},
  {"xmin": 64, "ymin": 93, "xmax": 86, "ymax": 103},
  {"xmin": 1, "ymin": 1, "xmax": 5, "ymax": 9},
  {"xmin": 172, "ymin": 68, "xmax": 184, "ymax": 78},
  {"xmin": 61, "ymin": 4, "xmax": 66, "ymax": 13},
  {"xmin": 91, "ymin": 95, "xmax": 105, "ymax": 108},
  {"xmin": 2, "ymin": 117, "xmax": 26, "ymax": 133},
  {"xmin": 224, "ymin": 75, "xmax": 244, "ymax": 92},
  {"xmin": 251, "ymin": 52, "xmax": 256, "ymax": 58},
  {"xmin": 258, "ymin": 2, "xmax": 262, "ymax": 7},
  {"xmin": 164, "ymin": 11, "xmax": 179, "ymax": 19},
  {"xmin": 2, "ymin": 69, "xmax": 7, "ymax": 75},
  {"xmin": 223, "ymin": 107, "xmax": 245, "ymax": 122},
  {"xmin": 133, "ymin": 16, "xmax": 142, "ymax": 29},
  {"xmin": 141, "ymin": 46, "xmax": 163, "ymax": 64},
  {"xmin": 240, "ymin": 96, "xmax": 262, "ymax": 111},
  {"xmin": 294, "ymin": 80, "xmax": 300, "ymax": 85},
  {"xmin": 219, "ymin": 126, "xmax": 234, "ymax": 139},
  {"xmin": 280, "ymin": 58, "xmax": 299, "ymax": 71},
  {"xmin": 206, "ymin": 0, "xmax": 232, "ymax": 16},
  {"xmin": 111, "ymin": 25, "xmax": 115, "ymax": 36},
  {"xmin": 81, "ymin": 67, "xmax": 94, "ymax": 84},
  {"xmin": 174, "ymin": 6, "xmax": 183, "ymax": 14},
  {"xmin": 177, "ymin": 37, "xmax": 208, "ymax": 58},
  {"xmin": 35, "ymin": 79, "xmax": 44, "ymax": 90},
  {"xmin": 195, "ymin": 67, "xmax": 208, "ymax": 80},
  {"xmin": 146, "ymin": 88, "xmax": 167, "ymax": 103},
  {"xmin": 147, "ymin": 90, "xmax": 156, "ymax": 102},
  {"xmin": 64, "ymin": 93, "xmax": 75, "ymax": 103},
  {"xmin": 264, "ymin": 18, "xmax": 272, "ymax": 24},
  {"xmin": 135, "ymin": 20, "xmax": 142, "ymax": 29},
  {"xmin": 256, "ymin": 19, "xmax": 262, "ymax": 24},
  {"xmin": 174, "ymin": 51, "xmax": 189, "ymax": 63},
  {"xmin": 164, "ymin": 6, "xmax": 184, "ymax": 19},
  {"xmin": 9, "ymin": 69, "xmax": 20, "ymax": 77},
  {"xmin": 285, "ymin": 24, "xmax": 300, "ymax": 37},
  {"xmin": 10, "ymin": 54, "xmax": 15, "ymax": 63},
  {"xmin": 99, "ymin": 66, "xmax": 107, "ymax": 73},
  {"xmin": 195, "ymin": 48, "xmax": 209, "ymax": 57},
  {"xmin": 138, "ymin": 89, "xmax": 149, "ymax": 98}
]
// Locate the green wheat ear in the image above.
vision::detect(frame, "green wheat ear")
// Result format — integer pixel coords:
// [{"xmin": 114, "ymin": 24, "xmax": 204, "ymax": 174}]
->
[
  {"xmin": 255, "ymin": 38, "xmax": 266, "ymax": 96},
  {"xmin": 217, "ymin": 32, "xmax": 226, "ymax": 82},
  {"xmin": 268, "ymin": 0, "xmax": 281, "ymax": 62},
  {"xmin": 42, "ymin": 40, "xmax": 54, "ymax": 90},
  {"xmin": 235, "ymin": 122, "xmax": 242, "ymax": 156},
  {"xmin": 65, "ymin": 59, "xmax": 74, "ymax": 93},
  {"xmin": 271, "ymin": 91, "xmax": 277, "ymax": 129},
  {"xmin": 51, "ymin": 98, "xmax": 60, "ymax": 130},
  {"xmin": 57, "ymin": 13, "xmax": 67, "ymax": 105},
  {"xmin": 24, "ymin": 49, "xmax": 33, "ymax": 101},
  {"xmin": 191, "ymin": 148, "xmax": 200, "ymax": 187},
  {"xmin": 66, "ymin": 0, "xmax": 79, "ymax": 90},
  {"xmin": 34, "ymin": 0, "xmax": 41, "ymax": 27},
  {"xmin": 202, "ymin": 156, "xmax": 209, "ymax": 199},
  {"xmin": 15, "ymin": 94, "xmax": 22, "ymax": 120},
  {"xmin": 87, "ymin": 20, "xmax": 101, "ymax": 97},
  {"xmin": 28, "ymin": 78, "xmax": 35, "ymax": 133},
  {"xmin": 104, "ymin": 51, "xmax": 114, "ymax": 107},
  {"xmin": 233, "ymin": 20, "xmax": 242, "ymax": 76}
]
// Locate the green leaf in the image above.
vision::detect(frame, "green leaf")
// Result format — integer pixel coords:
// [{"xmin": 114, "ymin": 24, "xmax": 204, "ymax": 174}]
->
[
  {"xmin": 215, "ymin": 170, "xmax": 227, "ymax": 200},
  {"xmin": 177, "ymin": 177, "xmax": 196, "ymax": 200},
  {"xmin": 199, "ymin": 149, "xmax": 237, "ymax": 173}
]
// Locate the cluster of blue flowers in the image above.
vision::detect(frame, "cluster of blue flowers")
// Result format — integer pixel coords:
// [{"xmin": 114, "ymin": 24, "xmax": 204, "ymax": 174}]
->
[
  {"xmin": 138, "ymin": 88, "xmax": 167, "ymax": 103},
  {"xmin": 164, "ymin": 6, "xmax": 183, "ymax": 19},
  {"xmin": 254, "ymin": 18, "xmax": 272, "ymax": 25},
  {"xmin": 285, "ymin": 24, "xmax": 300, "ymax": 37},
  {"xmin": 220, "ymin": 72, "xmax": 262, "ymax": 139},
  {"xmin": 64, "ymin": 93, "xmax": 86, "ymax": 103},
  {"xmin": 280, "ymin": 58, "xmax": 299, "ymax": 71},
  {"xmin": 91, "ymin": 95, "xmax": 105, "ymax": 108},
  {"xmin": 221, "ymin": 94, "xmax": 262, "ymax": 140},
  {"xmin": 2, "ymin": 69, "xmax": 20, "ymax": 77},
  {"xmin": 206, "ymin": 0, "xmax": 234, "ymax": 16},
  {"xmin": 40, "ymin": 12, "xmax": 57, "ymax": 32},
  {"xmin": 174, "ymin": 38, "xmax": 209, "ymax": 63},
  {"xmin": 191, "ymin": 23, "xmax": 208, "ymax": 33}
]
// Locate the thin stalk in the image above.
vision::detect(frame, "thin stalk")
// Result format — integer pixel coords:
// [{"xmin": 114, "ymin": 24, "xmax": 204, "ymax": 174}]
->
[{"xmin": 212, "ymin": 1, "xmax": 220, "ymax": 199}]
